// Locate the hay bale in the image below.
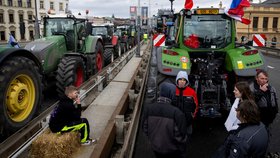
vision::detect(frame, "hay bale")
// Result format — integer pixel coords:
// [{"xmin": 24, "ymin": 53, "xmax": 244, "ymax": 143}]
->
[{"xmin": 29, "ymin": 129, "xmax": 80, "ymax": 158}]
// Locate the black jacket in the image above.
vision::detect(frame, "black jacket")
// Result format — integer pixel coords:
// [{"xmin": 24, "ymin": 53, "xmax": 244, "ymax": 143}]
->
[
  {"xmin": 214, "ymin": 123, "xmax": 268, "ymax": 158},
  {"xmin": 250, "ymin": 81, "xmax": 278, "ymax": 126},
  {"xmin": 49, "ymin": 96, "xmax": 82, "ymax": 132},
  {"xmin": 142, "ymin": 98, "xmax": 188, "ymax": 154}
]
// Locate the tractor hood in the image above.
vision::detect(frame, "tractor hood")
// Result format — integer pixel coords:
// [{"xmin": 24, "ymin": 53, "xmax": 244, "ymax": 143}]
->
[{"xmin": 24, "ymin": 36, "xmax": 66, "ymax": 62}]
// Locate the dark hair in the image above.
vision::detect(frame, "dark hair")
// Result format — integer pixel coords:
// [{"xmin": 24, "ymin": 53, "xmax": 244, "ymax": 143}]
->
[
  {"xmin": 236, "ymin": 100, "xmax": 260, "ymax": 124},
  {"xmin": 256, "ymin": 69, "xmax": 268, "ymax": 78},
  {"xmin": 235, "ymin": 81, "xmax": 254, "ymax": 100},
  {"xmin": 65, "ymin": 85, "xmax": 78, "ymax": 96}
]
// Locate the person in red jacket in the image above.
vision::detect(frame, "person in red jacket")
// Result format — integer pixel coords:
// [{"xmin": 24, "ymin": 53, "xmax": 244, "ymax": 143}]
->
[
  {"xmin": 49, "ymin": 85, "xmax": 95, "ymax": 145},
  {"xmin": 173, "ymin": 71, "xmax": 199, "ymax": 136}
]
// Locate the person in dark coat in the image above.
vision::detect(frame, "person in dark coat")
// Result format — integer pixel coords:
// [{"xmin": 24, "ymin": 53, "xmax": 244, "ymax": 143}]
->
[
  {"xmin": 250, "ymin": 69, "xmax": 278, "ymax": 128},
  {"xmin": 49, "ymin": 85, "xmax": 94, "ymax": 145},
  {"xmin": 213, "ymin": 100, "xmax": 268, "ymax": 158},
  {"xmin": 142, "ymin": 82, "xmax": 188, "ymax": 158}
]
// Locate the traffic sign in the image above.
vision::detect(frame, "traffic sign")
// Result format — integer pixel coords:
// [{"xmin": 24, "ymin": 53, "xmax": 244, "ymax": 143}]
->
[
  {"xmin": 253, "ymin": 34, "xmax": 266, "ymax": 47},
  {"xmin": 153, "ymin": 34, "xmax": 165, "ymax": 47}
]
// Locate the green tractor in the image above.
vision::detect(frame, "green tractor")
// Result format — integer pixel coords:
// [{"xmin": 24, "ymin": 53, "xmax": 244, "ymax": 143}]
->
[
  {"xmin": 148, "ymin": 8, "xmax": 266, "ymax": 117},
  {"xmin": 91, "ymin": 23, "xmax": 121, "ymax": 65},
  {"xmin": 0, "ymin": 14, "xmax": 104, "ymax": 136}
]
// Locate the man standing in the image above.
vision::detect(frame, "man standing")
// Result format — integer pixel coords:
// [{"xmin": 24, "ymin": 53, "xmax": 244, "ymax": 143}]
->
[
  {"xmin": 142, "ymin": 82, "xmax": 188, "ymax": 158},
  {"xmin": 250, "ymin": 69, "xmax": 278, "ymax": 128}
]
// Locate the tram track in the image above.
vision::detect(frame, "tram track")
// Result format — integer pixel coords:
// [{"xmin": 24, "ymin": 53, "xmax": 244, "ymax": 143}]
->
[{"xmin": 0, "ymin": 41, "xmax": 148, "ymax": 158}]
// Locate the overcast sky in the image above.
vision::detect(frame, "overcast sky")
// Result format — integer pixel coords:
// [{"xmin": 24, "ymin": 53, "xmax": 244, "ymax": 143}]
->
[{"xmin": 69, "ymin": 0, "xmax": 260, "ymax": 18}]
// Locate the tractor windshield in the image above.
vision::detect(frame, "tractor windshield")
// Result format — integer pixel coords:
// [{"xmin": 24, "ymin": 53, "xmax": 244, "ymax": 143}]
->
[
  {"xmin": 92, "ymin": 27, "xmax": 108, "ymax": 36},
  {"xmin": 45, "ymin": 18, "xmax": 74, "ymax": 37},
  {"xmin": 183, "ymin": 15, "xmax": 232, "ymax": 49}
]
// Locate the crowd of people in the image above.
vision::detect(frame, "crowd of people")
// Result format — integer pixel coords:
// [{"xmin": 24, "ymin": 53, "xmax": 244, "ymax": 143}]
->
[
  {"xmin": 142, "ymin": 69, "xmax": 278, "ymax": 158},
  {"xmin": 47, "ymin": 69, "xmax": 278, "ymax": 156}
]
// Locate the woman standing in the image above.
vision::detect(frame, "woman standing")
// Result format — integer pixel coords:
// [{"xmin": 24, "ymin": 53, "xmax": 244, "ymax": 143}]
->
[
  {"xmin": 213, "ymin": 100, "xmax": 268, "ymax": 157},
  {"xmin": 224, "ymin": 81, "xmax": 254, "ymax": 132}
]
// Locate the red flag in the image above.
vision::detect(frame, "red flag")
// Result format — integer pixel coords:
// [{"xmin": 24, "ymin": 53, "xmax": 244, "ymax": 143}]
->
[{"xmin": 184, "ymin": 0, "xmax": 193, "ymax": 10}]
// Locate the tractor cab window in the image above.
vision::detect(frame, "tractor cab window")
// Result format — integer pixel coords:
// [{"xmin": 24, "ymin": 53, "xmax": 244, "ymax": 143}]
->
[
  {"xmin": 183, "ymin": 15, "xmax": 232, "ymax": 49},
  {"xmin": 45, "ymin": 18, "xmax": 74, "ymax": 37},
  {"xmin": 92, "ymin": 27, "xmax": 108, "ymax": 36}
]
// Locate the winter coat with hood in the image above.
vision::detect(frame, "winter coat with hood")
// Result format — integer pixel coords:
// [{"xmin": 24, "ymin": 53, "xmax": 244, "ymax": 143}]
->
[
  {"xmin": 174, "ymin": 71, "xmax": 199, "ymax": 118},
  {"xmin": 213, "ymin": 122, "xmax": 268, "ymax": 158},
  {"xmin": 142, "ymin": 82, "xmax": 188, "ymax": 155}
]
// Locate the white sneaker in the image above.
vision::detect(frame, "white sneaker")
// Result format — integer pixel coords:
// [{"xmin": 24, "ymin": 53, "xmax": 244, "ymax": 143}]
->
[{"xmin": 81, "ymin": 139, "xmax": 96, "ymax": 146}]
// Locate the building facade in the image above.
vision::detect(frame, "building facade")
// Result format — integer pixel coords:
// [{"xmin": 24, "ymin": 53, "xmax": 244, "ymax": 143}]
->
[
  {"xmin": 0, "ymin": 0, "xmax": 36, "ymax": 43},
  {"xmin": 0, "ymin": 0, "xmax": 69, "ymax": 44},
  {"xmin": 236, "ymin": 0, "xmax": 280, "ymax": 47}
]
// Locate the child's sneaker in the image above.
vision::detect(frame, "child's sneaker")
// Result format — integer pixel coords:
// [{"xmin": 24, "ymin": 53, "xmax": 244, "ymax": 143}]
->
[{"xmin": 81, "ymin": 139, "xmax": 96, "ymax": 146}]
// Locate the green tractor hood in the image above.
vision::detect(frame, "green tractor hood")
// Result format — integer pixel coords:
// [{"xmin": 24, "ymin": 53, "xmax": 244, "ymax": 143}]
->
[{"xmin": 24, "ymin": 36, "xmax": 67, "ymax": 72}]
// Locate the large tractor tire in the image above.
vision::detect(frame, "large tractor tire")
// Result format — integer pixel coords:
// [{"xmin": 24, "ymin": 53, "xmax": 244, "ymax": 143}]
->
[
  {"xmin": 56, "ymin": 56, "xmax": 86, "ymax": 97},
  {"xmin": 104, "ymin": 48, "xmax": 114, "ymax": 66},
  {"xmin": 92, "ymin": 41, "xmax": 104, "ymax": 74},
  {"xmin": 0, "ymin": 56, "xmax": 42, "ymax": 135}
]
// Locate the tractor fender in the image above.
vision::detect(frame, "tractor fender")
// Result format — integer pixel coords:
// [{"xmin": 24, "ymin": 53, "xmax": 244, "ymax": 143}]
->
[
  {"xmin": 0, "ymin": 48, "xmax": 42, "ymax": 72},
  {"xmin": 156, "ymin": 46, "xmax": 191, "ymax": 76},
  {"xmin": 225, "ymin": 48, "xmax": 267, "ymax": 77},
  {"xmin": 85, "ymin": 35, "xmax": 104, "ymax": 53},
  {"xmin": 111, "ymin": 35, "xmax": 119, "ymax": 46}
]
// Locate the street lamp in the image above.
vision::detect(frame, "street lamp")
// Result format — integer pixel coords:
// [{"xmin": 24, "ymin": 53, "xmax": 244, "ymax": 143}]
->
[
  {"xmin": 169, "ymin": 0, "xmax": 175, "ymax": 13},
  {"xmin": 137, "ymin": 0, "xmax": 140, "ymax": 57},
  {"xmin": 34, "ymin": 0, "xmax": 40, "ymax": 39}
]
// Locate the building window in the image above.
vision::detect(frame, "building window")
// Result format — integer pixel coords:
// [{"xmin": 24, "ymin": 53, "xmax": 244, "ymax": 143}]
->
[
  {"xmin": 8, "ymin": 0, "xmax": 13, "ymax": 6},
  {"xmin": 40, "ymin": 0, "xmax": 44, "ymax": 9},
  {"xmin": 59, "ymin": 2, "xmax": 63, "ymax": 11},
  {"xmin": 18, "ymin": 0, "xmax": 22, "ymax": 7},
  {"xmin": 66, "ymin": 3, "xmax": 68, "ymax": 11},
  {"xmin": 9, "ymin": 14, "xmax": 14, "ymax": 23},
  {"xmin": 27, "ymin": 0, "xmax": 31, "ymax": 8},
  {"xmin": 29, "ymin": 30, "xmax": 34, "ymax": 40},
  {"xmin": 0, "ymin": 31, "xmax": 5, "ymax": 40},
  {"xmin": 263, "ymin": 17, "xmax": 268, "ymax": 31},
  {"xmin": 28, "ymin": 14, "xmax": 33, "ymax": 23},
  {"xmin": 0, "ymin": 0, "xmax": 3, "ymax": 5},
  {"xmin": 0, "ymin": 13, "xmax": 4, "ymax": 23},
  {"xmin": 11, "ymin": 31, "xmax": 16, "ymax": 39},
  {"xmin": 273, "ymin": 17, "xmax": 278, "ymax": 31},
  {"xmin": 19, "ymin": 14, "xmax": 24, "ymax": 22},
  {"xmin": 253, "ymin": 17, "xmax": 258, "ymax": 31},
  {"xmin": 50, "ymin": 2, "xmax": 54, "ymax": 10}
]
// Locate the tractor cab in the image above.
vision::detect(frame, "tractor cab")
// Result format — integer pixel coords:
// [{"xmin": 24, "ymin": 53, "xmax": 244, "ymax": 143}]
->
[
  {"xmin": 92, "ymin": 23, "xmax": 114, "ymax": 45},
  {"xmin": 43, "ymin": 14, "xmax": 88, "ymax": 51}
]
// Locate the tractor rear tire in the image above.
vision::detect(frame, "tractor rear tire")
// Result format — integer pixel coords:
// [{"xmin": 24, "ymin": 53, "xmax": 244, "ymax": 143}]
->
[
  {"xmin": 0, "ymin": 56, "xmax": 42, "ymax": 135},
  {"xmin": 104, "ymin": 48, "xmax": 114, "ymax": 66},
  {"xmin": 56, "ymin": 56, "xmax": 86, "ymax": 97},
  {"xmin": 93, "ymin": 41, "xmax": 104, "ymax": 74}
]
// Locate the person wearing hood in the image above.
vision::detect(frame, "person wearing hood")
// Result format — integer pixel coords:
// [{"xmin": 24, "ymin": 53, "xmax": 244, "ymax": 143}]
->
[
  {"xmin": 142, "ymin": 82, "xmax": 188, "ymax": 158},
  {"xmin": 173, "ymin": 71, "xmax": 199, "ymax": 135}
]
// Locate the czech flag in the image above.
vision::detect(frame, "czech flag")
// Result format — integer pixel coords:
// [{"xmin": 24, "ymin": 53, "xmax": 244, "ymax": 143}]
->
[{"xmin": 184, "ymin": 0, "xmax": 251, "ymax": 25}]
